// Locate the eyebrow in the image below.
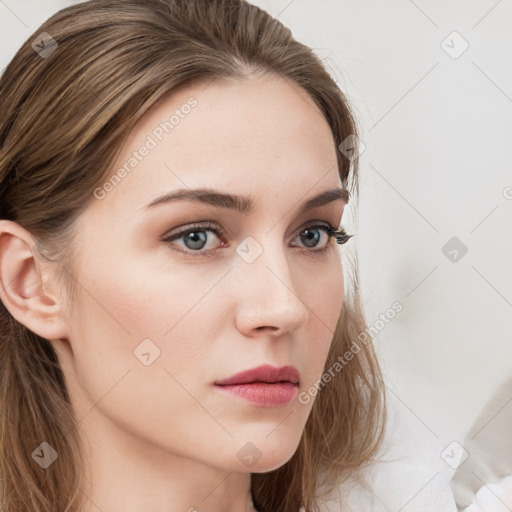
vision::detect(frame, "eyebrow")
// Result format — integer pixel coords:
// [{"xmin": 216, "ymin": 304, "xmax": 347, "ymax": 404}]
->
[{"xmin": 144, "ymin": 187, "xmax": 349, "ymax": 214}]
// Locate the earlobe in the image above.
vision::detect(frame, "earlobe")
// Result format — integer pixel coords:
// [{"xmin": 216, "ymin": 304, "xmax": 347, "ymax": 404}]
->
[{"xmin": 0, "ymin": 220, "xmax": 69, "ymax": 341}]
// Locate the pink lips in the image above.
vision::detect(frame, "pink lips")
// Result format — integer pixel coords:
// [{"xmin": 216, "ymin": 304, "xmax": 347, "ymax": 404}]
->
[{"xmin": 214, "ymin": 364, "xmax": 300, "ymax": 406}]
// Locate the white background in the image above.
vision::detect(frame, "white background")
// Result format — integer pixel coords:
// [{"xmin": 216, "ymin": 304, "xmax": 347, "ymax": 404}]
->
[{"xmin": 1, "ymin": 1, "xmax": 511, "ymax": 510}]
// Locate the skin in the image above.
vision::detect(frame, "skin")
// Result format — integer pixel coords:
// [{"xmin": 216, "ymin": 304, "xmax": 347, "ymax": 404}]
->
[{"xmin": 0, "ymin": 73, "xmax": 346, "ymax": 512}]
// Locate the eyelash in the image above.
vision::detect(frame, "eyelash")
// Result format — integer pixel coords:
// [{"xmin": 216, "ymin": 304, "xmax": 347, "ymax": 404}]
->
[{"xmin": 161, "ymin": 221, "xmax": 354, "ymax": 258}]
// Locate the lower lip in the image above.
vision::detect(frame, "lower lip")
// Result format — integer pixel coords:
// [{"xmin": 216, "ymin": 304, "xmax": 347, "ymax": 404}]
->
[{"xmin": 214, "ymin": 382, "xmax": 298, "ymax": 406}]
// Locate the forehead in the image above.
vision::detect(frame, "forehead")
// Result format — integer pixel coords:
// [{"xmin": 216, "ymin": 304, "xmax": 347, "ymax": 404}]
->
[{"xmin": 93, "ymin": 74, "xmax": 341, "ymax": 216}]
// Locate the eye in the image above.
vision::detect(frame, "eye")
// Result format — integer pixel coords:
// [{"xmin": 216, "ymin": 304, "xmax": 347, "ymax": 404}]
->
[
  {"xmin": 161, "ymin": 221, "xmax": 226, "ymax": 256},
  {"xmin": 293, "ymin": 223, "xmax": 353, "ymax": 252},
  {"xmin": 161, "ymin": 221, "xmax": 353, "ymax": 258}
]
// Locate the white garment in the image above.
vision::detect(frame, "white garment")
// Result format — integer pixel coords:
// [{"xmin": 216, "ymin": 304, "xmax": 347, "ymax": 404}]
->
[
  {"xmin": 460, "ymin": 475, "xmax": 512, "ymax": 512},
  {"xmin": 450, "ymin": 377, "xmax": 512, "ymax": 510}
]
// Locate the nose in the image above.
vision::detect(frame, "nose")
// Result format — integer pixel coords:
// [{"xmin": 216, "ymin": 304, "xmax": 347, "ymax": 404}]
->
[{"xmin": 233, "ymin": 239, "xmax": 309, "ymax": 338}]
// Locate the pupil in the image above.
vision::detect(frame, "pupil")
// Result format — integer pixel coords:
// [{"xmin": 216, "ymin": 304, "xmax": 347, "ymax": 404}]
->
[
  {"xmin": 303, "ymin": 228, "xmax": 320, "ymax": 248},
  {"xmin": 185, "ymin": 231, "xmax": 207, "ymax": 250}
]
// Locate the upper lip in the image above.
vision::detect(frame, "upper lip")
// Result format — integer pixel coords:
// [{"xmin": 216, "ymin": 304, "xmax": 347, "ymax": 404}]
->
[{"xmin": 214, "ymin": 364, "xmax": 300, "ymax": 386}]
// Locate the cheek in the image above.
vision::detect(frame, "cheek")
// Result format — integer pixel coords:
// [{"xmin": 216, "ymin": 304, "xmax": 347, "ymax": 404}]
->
[
  {"xmin": 298, "ymin": 254, "xmax": 344, "ymax": 384},
  {"xmin": 305, "ymin": 252, "xmax": 344, "ymax": 322},
  {"xmin": 65, "ymin": 262, "xmax": 229, "ymax": 454},
  {"xmin": 68, "ymin": 257, "xmax": 225, "ymax": 377}
]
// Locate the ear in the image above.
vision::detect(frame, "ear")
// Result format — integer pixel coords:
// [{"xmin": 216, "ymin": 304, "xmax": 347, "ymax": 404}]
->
[{"xmin": 0, "ymin": 219, "xmax": 70, "ymax": 341}]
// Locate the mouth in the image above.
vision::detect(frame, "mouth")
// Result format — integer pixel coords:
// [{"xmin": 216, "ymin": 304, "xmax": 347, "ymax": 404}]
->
[
  {"xmin": 214, "ymin": 364, "xmax": 300, "ymax": 387},
  {"xmin": 213, "ymin": 365, "xmax": 300, "ymax": 406},
  {"xmin": 214, "ymin": 381, "xmax": 299, "ymax": 406}
]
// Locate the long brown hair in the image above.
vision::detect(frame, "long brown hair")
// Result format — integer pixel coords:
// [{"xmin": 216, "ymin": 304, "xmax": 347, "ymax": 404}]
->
[{"xmin": 0, "ymin": 1, "xmax": 387, "ymax": 510}]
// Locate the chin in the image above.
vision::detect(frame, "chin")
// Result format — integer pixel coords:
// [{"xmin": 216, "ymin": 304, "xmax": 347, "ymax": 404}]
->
[{"xmin": 231, "ymin": 433, "xmax": 302, "ymax": 473}]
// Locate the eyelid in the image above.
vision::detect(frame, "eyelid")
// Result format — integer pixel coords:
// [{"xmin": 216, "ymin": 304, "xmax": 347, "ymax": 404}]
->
[{"xmin": 162, "ymin": 220, "xmax": 226, "ymax": 242}]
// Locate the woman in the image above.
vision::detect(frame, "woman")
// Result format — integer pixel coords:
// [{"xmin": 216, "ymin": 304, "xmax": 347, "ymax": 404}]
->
[{"xmin": 0, "ymin": 1, "xmax": 387, "ymax": 511}]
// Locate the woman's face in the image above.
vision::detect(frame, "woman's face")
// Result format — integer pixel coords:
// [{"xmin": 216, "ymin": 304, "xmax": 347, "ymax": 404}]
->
[{"xmin": 58, "ymin": 74, "xmax": 346, "ymax": 474}]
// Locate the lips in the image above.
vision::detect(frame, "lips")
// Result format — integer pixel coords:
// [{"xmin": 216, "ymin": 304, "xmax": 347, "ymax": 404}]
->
[{"xmin": 214, "ymin": 364, "xmax": 300, "ymax": 386}]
